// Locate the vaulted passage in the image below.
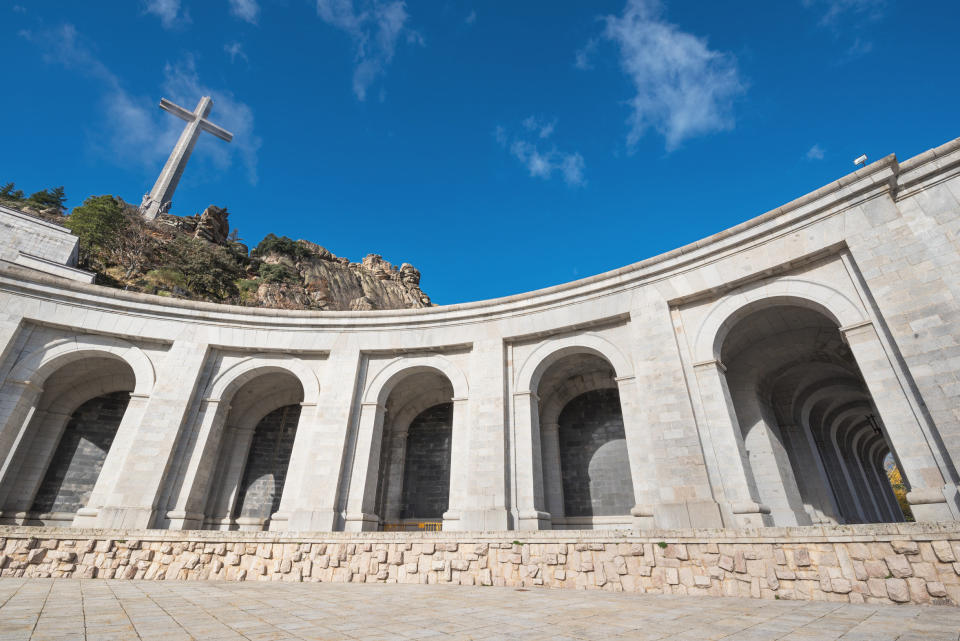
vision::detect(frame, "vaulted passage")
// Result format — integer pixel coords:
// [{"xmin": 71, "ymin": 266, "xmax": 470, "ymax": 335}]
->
[
  {"xmin": 557, "ymin": 389, "xmax": 633, "ymax": 517},
  {"xmin": 0, "ymin": 356, "xmax": 136, "ymax": 526},
  {"xmin": 722, "ymin": 304, "xmax": 908, "ymax": 526},
  {"xmin": 375, "ymin": 370, "xmax": 454, "ymax": 530},
  {"xmin": 537, "ymin": 352, "xmax": 635, "ymax": 529},
  {"xmin": 202, "ymin": 371, "xmax": 304, "ymax": 531},
  {"xmin": 400, "ymin": 403, "xmax": 452, "ymax": 519},
  {"xmin": 233, "ymin": 404, "xmax": 301, "ymax": 522},
  {"xmin": 31, "ymin": 391, "xmax": 129, "ymax": 515}
]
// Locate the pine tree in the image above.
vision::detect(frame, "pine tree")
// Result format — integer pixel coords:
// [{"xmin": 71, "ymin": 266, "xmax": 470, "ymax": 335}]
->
[
  {"xmin": 27, "ymin": 187, "xmax": 66, "ymax": 213},
  {"xmin": 0, "ymin": 182, "xmax": 24, "ymax": 200}
]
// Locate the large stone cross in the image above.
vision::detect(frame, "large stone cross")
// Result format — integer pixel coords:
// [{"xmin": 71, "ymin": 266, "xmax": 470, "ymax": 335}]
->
[{"xmin": 139, "ymin": 96, "xmax": 233, "ymax": 220}]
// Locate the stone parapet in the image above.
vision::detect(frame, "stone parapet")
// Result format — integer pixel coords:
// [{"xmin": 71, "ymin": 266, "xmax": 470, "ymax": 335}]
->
[{"xmin": 1, "ymin": 523, "xmax": 959, "ymax": 606}]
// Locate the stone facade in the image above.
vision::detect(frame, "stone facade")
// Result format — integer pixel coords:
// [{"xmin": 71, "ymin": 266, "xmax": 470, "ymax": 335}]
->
[
  {"xmin": 1, "ymin": 523, "xmax": 959, "ymax": 606},
  {"xmin": 0, "ymin": 135, "xmax": 959, "ymax": 548},
  {"xmin": 0, "ymin": 204, "xmax": 93, "ymax": 283}
]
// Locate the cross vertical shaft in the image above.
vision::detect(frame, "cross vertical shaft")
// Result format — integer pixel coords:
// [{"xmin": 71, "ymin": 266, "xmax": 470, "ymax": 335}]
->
[{"xmin": 139, "ymin": 96, "xmax": 234, "ymax": 220}]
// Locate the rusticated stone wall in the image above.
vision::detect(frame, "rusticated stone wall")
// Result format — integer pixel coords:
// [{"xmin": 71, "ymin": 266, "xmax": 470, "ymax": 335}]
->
[{"xmin": 1, "ymin": 524, "xmax": 959, "ymax": 606}]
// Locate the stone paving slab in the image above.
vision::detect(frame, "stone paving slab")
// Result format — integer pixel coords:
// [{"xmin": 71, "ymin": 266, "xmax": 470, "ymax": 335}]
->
[{"xmin": 1, "ymin": 579, "xmax": 959, "ymax": 641}]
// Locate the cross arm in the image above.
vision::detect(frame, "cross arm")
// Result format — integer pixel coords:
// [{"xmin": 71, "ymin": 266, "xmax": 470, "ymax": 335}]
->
[
  {"xmin": 159, "ymin": 98, "xmax": 196, "ymax": 123},
  {"xmin": 199, "ymin": 120, "xmax": 234, "ymax": 142}
]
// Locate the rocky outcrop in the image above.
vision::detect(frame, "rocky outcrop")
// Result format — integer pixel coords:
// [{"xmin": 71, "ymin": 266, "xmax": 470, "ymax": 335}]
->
[
  {"xmin": 156, "ymin": 205, "xmax": 231, "ymax": 245},
  {"xmin": 156, "ymin": 207, "xmax": 433, "ymax": 311},
  {"xmin": 11, "ymin": 200, "xmax": 434, "ymax": 312}
]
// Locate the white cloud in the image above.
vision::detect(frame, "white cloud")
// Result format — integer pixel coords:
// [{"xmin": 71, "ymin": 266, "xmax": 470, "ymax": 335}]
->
[
  {"xmin": 229, "ymin": 0, "xmax": 260, "ymax": 24},
  {"xmin": 12, "ymin": 5, "xmax": 26, "ymax": 13},
  {"xmin": 803, "ymin": 0, "xmax": 886, "ymax": 26},
  {"xmin": 497, "ymin": 119, "xmax": 585, "ymax": 187},
  {"xmin": 465, "ymin": 10, "xmax": 476, "ymax": 24},
  {"xmin": 603, "ymin": 0, "xmax": 744, "ymax": 151},
  {"xmin": 574, "ymin": 38, "xmax": 597, "ymax": 70},
  {"xmin": 803, "ymin": 0, "xmax": 886, "ymax": 59},
  {"xmin": 144, "ymin": 0, "xmax": 190, "ymax": 29},
  {"xmin": 224, "ymin": 41, "xmax": 248, "ymax": 63},
  {"xmin": 315, "ymin": 0, "xmax": 422, "ymax": 101},
  {"xmin": 522, "ymin": 116, "xmax": 556, "ymax": 139},
  {"xmin": 24, "ymin": 25, "xmax": 260, "ymax": 189},
  {"xmin": 806, "ymin": 144, "xmax": 825, "ymax": 160}
]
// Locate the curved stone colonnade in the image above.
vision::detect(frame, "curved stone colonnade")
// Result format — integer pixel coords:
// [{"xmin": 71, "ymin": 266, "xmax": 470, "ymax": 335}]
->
[{"xmin": 1, "ymin": 136, "xmax": 959, "ymax": 535}]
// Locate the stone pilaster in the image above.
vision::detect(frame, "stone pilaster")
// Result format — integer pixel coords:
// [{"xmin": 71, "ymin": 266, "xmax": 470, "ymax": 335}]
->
[
  {"xmin": 87, "ymin": 339, "xmax": 209, "ymax": 529},
  {"xmin": 841, "ymin": 320, "xmax": 957, "ymax": 521}
]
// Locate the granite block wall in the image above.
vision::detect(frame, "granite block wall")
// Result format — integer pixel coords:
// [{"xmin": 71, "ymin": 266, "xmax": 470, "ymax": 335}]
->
[
  {"xmin": 234, "ymin": 405, "xmax": 301, "ymax": 520},
  {"xmin": 558, "ymin": 389, "xmax": 634, "ymax": 516},
  {"xmin": 401, "ymin": 403, "xmax": 452, "ymax": 519},
  {"xmin": 31, "ymin": 392, "xmax": 128, "ymax": 515},
  {"xmin": 1, "ymin": 524, "xmax": 959, "ymax": 606}
]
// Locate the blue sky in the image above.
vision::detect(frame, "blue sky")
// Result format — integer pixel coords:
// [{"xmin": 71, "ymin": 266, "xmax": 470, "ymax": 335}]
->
[{"xmin": 2, "ymin": 0, "xmax": 958, "ymax": 304}]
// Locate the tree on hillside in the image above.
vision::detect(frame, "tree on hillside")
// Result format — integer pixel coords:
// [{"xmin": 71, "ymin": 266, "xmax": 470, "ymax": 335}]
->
[
  {"xmin": 28, "ymin": 186, "xmax": 67, "ymax": 214},
  {"xmin": 66, "ymin": 195, "xmax": 128, "ymax": 263},
  {"xmin": 0, "ymin": 182, "xmax": 25, "ymax": 201}
]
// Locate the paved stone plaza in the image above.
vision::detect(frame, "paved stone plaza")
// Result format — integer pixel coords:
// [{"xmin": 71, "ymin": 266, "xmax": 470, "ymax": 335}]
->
[{"xmin": 1, "ymin": 579, "xmax": 959, "ymax": 641}]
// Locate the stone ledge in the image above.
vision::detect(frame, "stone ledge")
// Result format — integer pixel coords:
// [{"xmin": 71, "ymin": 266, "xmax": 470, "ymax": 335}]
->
[
  {"xmin": 1, "ymin": 523, "xmax": 959, "ymax": 607},
  {"xmin": 1, "ymin": 522, "xmax": 958, "ymax": 543}
]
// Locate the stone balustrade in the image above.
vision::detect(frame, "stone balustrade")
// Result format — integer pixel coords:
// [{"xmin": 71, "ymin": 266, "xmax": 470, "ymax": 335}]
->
[{"xmin": 1, "ymin": 523, "xmax": 959, "ymax": 606}]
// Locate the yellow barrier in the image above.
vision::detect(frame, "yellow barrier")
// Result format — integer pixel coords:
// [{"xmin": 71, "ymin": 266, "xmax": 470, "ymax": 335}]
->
[{"xmin": 381, "ymin": 521, "xmax": 442, "ymax": 532}]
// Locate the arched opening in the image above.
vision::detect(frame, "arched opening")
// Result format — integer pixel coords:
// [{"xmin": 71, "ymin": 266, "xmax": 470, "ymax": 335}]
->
[
  {"xmin": 537, "ymin": 352, "xmax": 635, "ymax": 529},
  {"xmin": 0, "ymin": 356, "xmax": 136, "ymax": 526},
  {"xmin": 375, "ymin": 370, "xmax": 453, "ymax": 531},
  {"xmin": 721, "ymin": 303, "xmax": 909, "ymax": 525},
  {"xmin": 202, "ymin": 370, "xmax": 304, "ymax": 531}
]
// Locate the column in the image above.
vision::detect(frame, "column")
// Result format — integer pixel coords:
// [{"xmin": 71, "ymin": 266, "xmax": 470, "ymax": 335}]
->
[
  {"xmin": 205, "ymin": 424, "xmax": 256, "ymax": 530},
  {"xmin": 447, "ymin": 338, "xmax": 509, "ymax": 531},
  {"xmin": 841, "ymin": 320, "xmax": 956, "ymax": 521},
  {"xmin": 783, "ymin": 422, "xmax": 841, "ymax": 523},
  {"xmin": 0, "ymin": 408, "xmax": 72, "ymax": 514},
  {"xmin": 0, "ymin": 380, "xmax": 43, "ymax": 490},
  {"xmin": 540, "ymin": 421, "xmax": 565, "ymax": 522},
  {"xmin": 382, "ymin": 430, "xmax": 408, "ymax": 521},
  {"xmin": 442, "ymin": 396, "xmax": 470, "ymax": 529},
  {"xmin": 282, "ymin": 345, "xmax": 362, "ymax": 532},
  {"xmin": 691, "ymin": 359, "xmax": 770, "ymax": 527},
  {"xmin": 74, "ymin": 392, "xmax": 152, "ymax": 527},
  {"xmin": 615, "ymin": 375, "xmax": 658, "ymax": 529},
  {"xmin": 86, "ymin": 339, "xmax": 209, "ymax": 529},
  {"xmin": 512, "ymin": 390, "xmax": 550, "ymax": 530},
  {"xmin": 269, "ymin": 400, "xmax": 317, "ymax": 532},
  {"xmin": 342, "ymin": 401, "xmax": 385, "ymax": 531},
  {"xmin": 633, "ymin": 300, "xmax": 722, "ymax": 529}
]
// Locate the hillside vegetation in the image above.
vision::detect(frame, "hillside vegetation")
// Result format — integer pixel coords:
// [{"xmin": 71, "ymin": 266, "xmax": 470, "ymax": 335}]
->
[{"xmin": 1, "ymin": 182, "xmax": 432, "ymax": 311}]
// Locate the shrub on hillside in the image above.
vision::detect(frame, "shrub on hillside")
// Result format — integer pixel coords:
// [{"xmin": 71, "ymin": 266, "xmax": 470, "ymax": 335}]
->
[
  {"xmin": 254, "ymin": 233, "xmax": 310, "ymax": 261},
  {"xmin": 161, "ymin": 236, "xmax": 246, "ymax": 300},
  {"xmin": 65, "ymin": 195, "xmax": 127, "ymax": 262},
  {"xmin": 258, "ymin": 262, "xmax": 299, "ymax": 284}
]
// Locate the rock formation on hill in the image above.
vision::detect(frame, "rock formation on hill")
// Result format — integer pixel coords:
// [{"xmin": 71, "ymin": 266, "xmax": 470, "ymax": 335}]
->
[
  {"xmin": 152, "ymin": 205, "xmax": 433, "ymax": 311},
  {"xmin": 1, "ymin": 186, "xmax": 432, "ymax": 311}
]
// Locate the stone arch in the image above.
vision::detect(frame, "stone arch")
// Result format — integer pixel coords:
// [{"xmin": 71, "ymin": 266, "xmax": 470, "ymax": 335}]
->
[
  {"xmin": 208, "ymin": 354, "xmax": 320, "ymax": 404},
  {"xmin": 0, "ymin": 351, "xmax": 141, "ymax": 526},
  {"xmin": 345, "ymin": 354, "xmax": 467, "ymax": 531},
  {"xmin": 692, "ymin": 278, "xmax": 866, "ymax": 364},
  {"xmin": 199, "ymin": 368, "xmax": 307, "ymax": 532},
  {"xmin": 515, "ymin": 333, "xmax": 632, "ymax": 394},
  {"xmin": 716, "ymin": 298, "xmax": 907, "ymax": 527},
  {"xmin": 10, "ymin": 335, "xmax": 155, "ymax": 395},
  {"xmin": 362, "ymin": 354, "xmax": 468, "ymax": 406},
  {"xmin": 540, "ymin": 370, "xmax": 618, "ymax": 428}
]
